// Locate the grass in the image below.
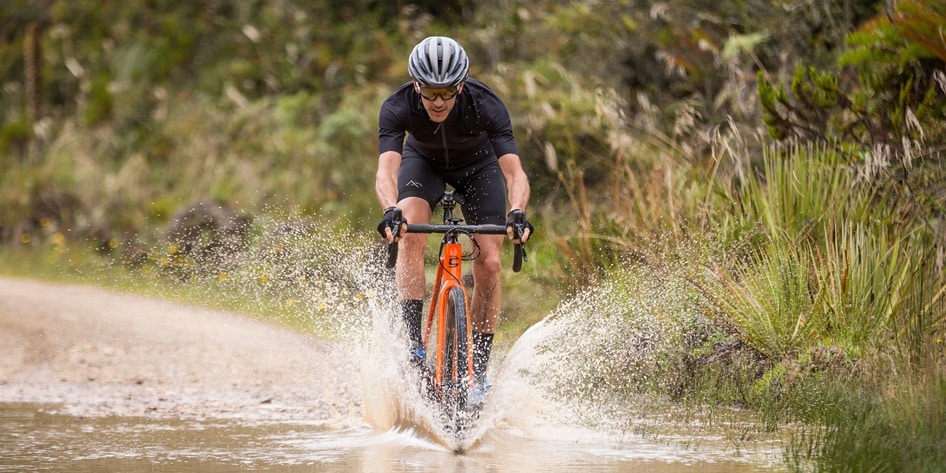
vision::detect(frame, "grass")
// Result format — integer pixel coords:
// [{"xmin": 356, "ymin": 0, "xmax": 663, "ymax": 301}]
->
[
  {"xmin": 700, "ymin": 144, "xmax": 946, "ymax": 472},
  {"xmin": 784, "ymin": 364, "xmax": 946, "ymax": 473},
  {"xmin": 546, "ymin": 134, "xmax": 946, "ymax": 471}
]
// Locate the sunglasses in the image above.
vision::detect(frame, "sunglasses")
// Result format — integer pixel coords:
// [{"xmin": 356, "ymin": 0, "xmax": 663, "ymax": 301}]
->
[{"xmin": 418, "ymin": 86, "xmax": 459, "ymax": 101}]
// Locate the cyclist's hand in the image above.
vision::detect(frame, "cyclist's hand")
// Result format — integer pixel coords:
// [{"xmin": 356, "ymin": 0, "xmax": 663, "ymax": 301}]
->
[
  {"xmin": 506, "ymin": 209, "xmax": 534, "ymax": 244},
  {"xmin": 377, "ymin": 207, "xmax": 406, "ymax": 242}
]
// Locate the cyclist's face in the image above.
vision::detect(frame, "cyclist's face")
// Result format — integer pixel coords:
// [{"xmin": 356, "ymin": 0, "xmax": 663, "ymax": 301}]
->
[{"xmin": 414, "ymin": 82, "xmax": 463, "ymax": 123}]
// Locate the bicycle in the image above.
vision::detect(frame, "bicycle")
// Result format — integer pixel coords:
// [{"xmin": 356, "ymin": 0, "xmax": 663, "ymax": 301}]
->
[{"xmin": 383, "ymin": 191, "xmax": 527, "ymax": 436}]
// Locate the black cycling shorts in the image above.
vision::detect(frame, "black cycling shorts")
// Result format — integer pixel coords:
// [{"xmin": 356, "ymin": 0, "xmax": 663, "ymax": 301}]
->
[{"xmin": 397, "ymin": 157, "xmax": 507, "ymax": 225}]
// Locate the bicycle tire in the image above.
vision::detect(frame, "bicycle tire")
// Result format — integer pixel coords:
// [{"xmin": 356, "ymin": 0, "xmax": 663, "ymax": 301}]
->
[{"xmin": 441, "ymin": 285, "xmax": 472, "ymax": 423}]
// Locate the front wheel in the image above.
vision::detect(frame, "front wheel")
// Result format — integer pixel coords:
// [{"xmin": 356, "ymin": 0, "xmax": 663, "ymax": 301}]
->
[{"xmin": 439, "ymin": 286, "xmax": 473, "ymax": 424}]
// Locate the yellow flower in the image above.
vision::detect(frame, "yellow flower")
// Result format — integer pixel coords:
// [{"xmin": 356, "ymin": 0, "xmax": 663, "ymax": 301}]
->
[{"xmin": 217, "ymin": 272, "xmax": 229, "ymax": 282}]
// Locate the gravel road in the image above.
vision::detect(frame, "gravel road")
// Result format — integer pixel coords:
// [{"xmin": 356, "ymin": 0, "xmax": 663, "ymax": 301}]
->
[{"xmin": 0, "ymin": 277, "xmax": 358, "ymax": 421}]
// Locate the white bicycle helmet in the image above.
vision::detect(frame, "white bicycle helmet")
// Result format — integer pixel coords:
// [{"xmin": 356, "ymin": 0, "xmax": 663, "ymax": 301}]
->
[{"xmin": 407, "ymin": 36, "xmax": 469, "ymax": 87}]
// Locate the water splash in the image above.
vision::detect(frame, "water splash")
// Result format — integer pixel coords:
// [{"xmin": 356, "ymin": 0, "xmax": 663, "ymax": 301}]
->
[
  {"xmin": 351, "ymin": 256, "xmax": 779, "ymax": 465},
  {"xmin": 455, "ymin": 276, "xmax": 780, "ymax": 468},
  {"xmin": 356, "ymin": 271, "xmax": 479, "ymax": 451},
  {"xmin": 103, "ymin": 214, "xmax": 779, "ymax": 464}
]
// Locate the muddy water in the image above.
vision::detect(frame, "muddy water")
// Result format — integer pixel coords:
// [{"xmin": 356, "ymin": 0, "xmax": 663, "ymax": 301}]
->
[{"xmin": 1, "ymin": 401, "xmax": 781, "ymax": 472}]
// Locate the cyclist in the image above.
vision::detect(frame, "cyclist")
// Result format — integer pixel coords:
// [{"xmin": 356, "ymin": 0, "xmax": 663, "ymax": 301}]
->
[{"xmin": 375, "ymin": 36, "xmax": 533, "ymax": 405}]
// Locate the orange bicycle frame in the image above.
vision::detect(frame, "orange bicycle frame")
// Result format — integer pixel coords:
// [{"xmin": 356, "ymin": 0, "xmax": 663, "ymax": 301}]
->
[
  {"xmin": 382, "ymin": 190, "xmax": 523, "ymax": 407},
  {"xmin": 423, "ymin": 237, "xmax": 474, "ymax": 394}
]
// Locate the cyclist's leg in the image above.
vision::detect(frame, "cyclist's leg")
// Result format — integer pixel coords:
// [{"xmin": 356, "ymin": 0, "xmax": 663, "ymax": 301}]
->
[
  {"xmin": 468, "ymin": 235, "xmax": 503, "ymax": 333},
  {"xmin": 396, "ymin": 156, "xmax": 442, "ymax": 358},
  {"xmin": 396, "ymin": 197, "xmax": 429, "ymax": 360},
  {"xmin": 394, "ymin": 196, "xmax": 431, "ymax": 302},
  {"xmin": 453, "ymin": 160, "xmax": 507, "ymax": 384},
  {"xmin": 469, "ymin": 233, "xmax": 502, "ymax": 385}
]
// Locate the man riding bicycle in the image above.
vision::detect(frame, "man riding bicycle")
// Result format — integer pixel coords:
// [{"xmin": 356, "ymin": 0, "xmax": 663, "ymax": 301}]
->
[{"xmin": 375, "ymin": 36, "xmax": 533, "ymax": 405}]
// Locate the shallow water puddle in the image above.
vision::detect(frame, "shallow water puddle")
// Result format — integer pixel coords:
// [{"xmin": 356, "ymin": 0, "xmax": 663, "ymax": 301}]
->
[{"xmin": 1, "ymin": 401, "xmax": 783, "ymax": 472}]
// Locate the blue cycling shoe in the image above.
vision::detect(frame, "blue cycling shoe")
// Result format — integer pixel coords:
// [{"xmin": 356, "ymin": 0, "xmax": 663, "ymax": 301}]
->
[
  {"xmin": 467, "ymin": 378, "xmax": 491, "ymax": 407},
  {"xmin": 410, "ymin": 346, "xmax": 426, "ymax": 370}
]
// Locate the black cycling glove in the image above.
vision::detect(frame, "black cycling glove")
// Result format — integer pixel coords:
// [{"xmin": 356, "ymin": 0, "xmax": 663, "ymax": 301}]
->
[
  {"xmin": 506, "ymin": 209, "xmax": 534, "ymax": 241},
  {"xmin": 377, "ymin": 207, "xmax": 405, "ymax": 239}
]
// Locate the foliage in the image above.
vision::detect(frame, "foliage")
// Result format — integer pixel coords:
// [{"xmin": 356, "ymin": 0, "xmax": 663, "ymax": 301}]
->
[
  {"xmin": 696, "ymin": 142, "xmax": 944, "ymax": 362},
  {"xmin": 692, "ymin": 143, "xmax": 946, "ymax": 471},
  {"xmin": 0, "ymin": 0, "xmax": 887, "ymax": 251},
  {"xmin": 758, "ymin": 0, "xmax": 946, "ymax": 161}
]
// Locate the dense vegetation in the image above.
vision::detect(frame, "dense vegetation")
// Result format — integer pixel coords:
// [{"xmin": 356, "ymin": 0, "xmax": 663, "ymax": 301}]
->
[{"xmin": 2, "ymin": 1, "xmax": 945, "ymax": 470}]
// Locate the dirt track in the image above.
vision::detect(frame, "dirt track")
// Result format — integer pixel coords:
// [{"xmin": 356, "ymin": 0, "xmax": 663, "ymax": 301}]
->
[{"xmin": 0, "ymin": 277, "xmax": 357, "ymax": 421}]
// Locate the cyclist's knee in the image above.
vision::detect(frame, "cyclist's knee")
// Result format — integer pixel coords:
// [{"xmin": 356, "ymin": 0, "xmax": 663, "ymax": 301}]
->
[
  {"xmin": 401, "ymin": 233, "xmax": 427, "ymax": 253},
  {"xmin": 474, "ymin": 251, "xmax": 502, "ymax": 277},
  {"xmin": 399, "ymin": 196, "xmax": 431, "ymax": 221}
]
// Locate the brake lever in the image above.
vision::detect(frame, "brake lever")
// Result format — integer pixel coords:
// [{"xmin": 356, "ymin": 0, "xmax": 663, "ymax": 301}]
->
[
  {"xmin": 512, "ymin": 223, "xmax": 528, "ymax": 272},
  {"xmin": 390, "ymin": 210, "xmax": 404, "ymax": 240},
  {"xmin": 513, "ymin": 223, "xmax": 529, "ymax": 261},
  {"xmin": 384, "ymin": 209, "xmax": 404, "ymax": 269}
]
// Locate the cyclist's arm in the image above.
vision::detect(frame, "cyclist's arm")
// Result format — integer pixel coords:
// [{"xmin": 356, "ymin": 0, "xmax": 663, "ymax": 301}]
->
[
  {"xmin": 376, "ymin": 88, "xmax": 409, "ymax": 210},
  {"xmin": 498, "ymin": 153, "xmax": 532, "ymax": 242},
  {"xmin": 498, "ymin": 153, "xmax": 529, "ymax": 212},
  {"xmin": 376, "ymin": 150, "xmax": 402, "ymax": 210}
]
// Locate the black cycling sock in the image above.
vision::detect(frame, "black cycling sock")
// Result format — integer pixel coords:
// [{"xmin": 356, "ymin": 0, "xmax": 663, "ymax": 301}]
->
[
  {"xmin": 472, "ymin": 331, "xmax": 494, "ymax": 381},
  {"xmin": 401, "ymin": 299, "xmax": 424, "ymax": 349}
]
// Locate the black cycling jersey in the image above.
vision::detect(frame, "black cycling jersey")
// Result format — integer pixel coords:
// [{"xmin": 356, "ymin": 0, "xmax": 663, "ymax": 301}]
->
[{"xmin": 378, "ymin": 78, "xmax": 518, "ymax": 171}]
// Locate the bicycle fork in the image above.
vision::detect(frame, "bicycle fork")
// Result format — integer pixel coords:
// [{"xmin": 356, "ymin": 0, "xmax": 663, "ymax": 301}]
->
[{"xmin": 423, "ymin": 236, "xmax": 474, "ymax": 398}]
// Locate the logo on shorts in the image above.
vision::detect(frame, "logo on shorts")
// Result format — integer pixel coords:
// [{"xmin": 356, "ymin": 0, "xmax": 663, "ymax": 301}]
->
[{"xmin": 406, "ymin": 180, "xmax": 423, "ymax": 189}]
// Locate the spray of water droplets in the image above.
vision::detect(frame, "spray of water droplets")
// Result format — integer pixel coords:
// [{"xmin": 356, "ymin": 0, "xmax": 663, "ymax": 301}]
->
[{"xmin": 111, "ymin": 214, "xmax": 777, "ymax": 459}]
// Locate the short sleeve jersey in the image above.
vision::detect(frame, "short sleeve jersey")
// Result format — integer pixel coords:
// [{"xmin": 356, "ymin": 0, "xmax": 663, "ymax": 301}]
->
[{"xmin": 377, "ymin": 78, "xmax": 518, "ymax": 170}]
